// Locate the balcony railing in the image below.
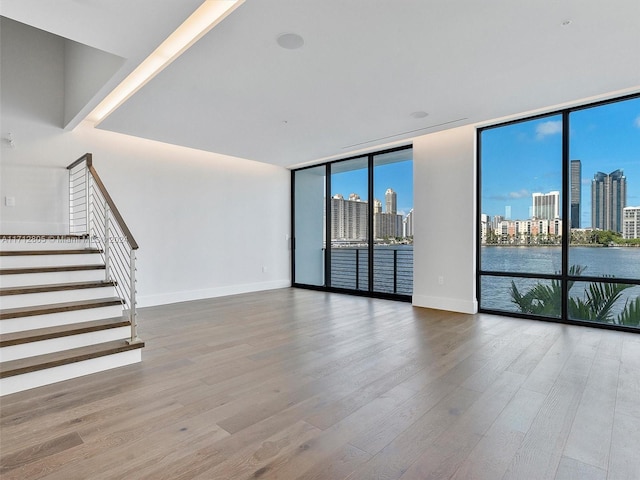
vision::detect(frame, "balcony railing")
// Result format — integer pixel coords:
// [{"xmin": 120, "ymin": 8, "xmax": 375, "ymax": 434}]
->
[{"xmin": 330, "ymin": 246, "xmax": 413, "ymax": 295}]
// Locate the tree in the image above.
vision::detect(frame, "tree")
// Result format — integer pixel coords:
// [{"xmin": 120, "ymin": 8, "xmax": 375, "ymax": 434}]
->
[
  {"xmin": 511, "ymin": 265, "xmax": 640, "ymax": 327},
  {"xmin": 590, "ymin": 229, "xmax": 623, "ymax": 246}
]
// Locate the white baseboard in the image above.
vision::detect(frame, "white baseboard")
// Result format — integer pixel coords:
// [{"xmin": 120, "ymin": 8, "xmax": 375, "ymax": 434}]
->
[
  {"xmin": 137, "ymin": 279, "xmax": 291, "ymax": 308},
  {"xmin": 412, "ymin": 294, "xmax": 478, "ymax": 314}
]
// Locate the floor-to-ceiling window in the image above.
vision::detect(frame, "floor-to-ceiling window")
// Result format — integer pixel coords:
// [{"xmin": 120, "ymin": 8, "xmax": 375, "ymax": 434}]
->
[
  {"xmin": 292, "ymin": 145, "xmax": 413, "ymax": 300},
  {"xmin": 330, "ymin": 156, "xmax": 370, "ymax": 292},
  {"xmin": 478, "ymin": 94, "xmax": 640, "ymax": 331},
  {"xmin": 293, "ymin": 165, "xmax": 326, "ymax": 286},
  {"xmin": 373, "ymin": 150, "xmax": 413, "ymax": 295}
]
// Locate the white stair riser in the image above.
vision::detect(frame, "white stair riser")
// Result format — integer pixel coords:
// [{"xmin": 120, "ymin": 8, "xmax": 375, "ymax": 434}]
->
[
  {"xmin": 0, "ymin": 286, "xmax": 117, "ymax": 309},
  {"xmin": 0, "ymin": 349, "xmax": 142, "ymax": 396},
  {"xmin": 0, "ymin": 239, "xmax": 91, "ymax": 251},
  {"xmin": 0, "ymin": 253, "xmax": 103, "ymax": 269},
  {"xmin": 0, "ymin": 270, "xmax": 106, "ymax": 288},
  {"xmin": 0, "ymin": 305, "xmax": 124, "ymax": 334},
  {"xmin": 0, "ymin": 326, "xmax": 131, "ymax": 362}
]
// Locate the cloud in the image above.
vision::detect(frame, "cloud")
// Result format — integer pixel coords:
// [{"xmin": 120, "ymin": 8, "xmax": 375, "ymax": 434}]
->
[
  {"xmin": 508, "ymin": 189, "xmax": 530, "ymax": 199},
  {"xmin": 635, "ymin": 115, "xmax": 640, "ymax": 129},
  {"xmin": 535, "ymin": 120, "xmax": 562, "ymax": 139},
  {"xmin": 489, "ymin": 189, "xmax": 530, "ymax": 201}
]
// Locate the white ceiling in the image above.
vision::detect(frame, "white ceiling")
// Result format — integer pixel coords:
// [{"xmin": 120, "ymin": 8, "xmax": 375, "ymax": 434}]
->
[{"xmin": 2, "ymin": 0, "xmax": 639, "ymax": 167}]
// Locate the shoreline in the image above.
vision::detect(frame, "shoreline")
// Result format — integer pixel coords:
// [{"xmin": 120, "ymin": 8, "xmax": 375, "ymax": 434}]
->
[{"xmin": 481, "ymin": 244, "xmax": 640, "ymax": 248}]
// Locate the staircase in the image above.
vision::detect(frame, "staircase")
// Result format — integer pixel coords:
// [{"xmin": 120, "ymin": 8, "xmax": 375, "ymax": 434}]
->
[
  {"xmin": 0, "ymin": 235, "xmax": 143, "ymax": 396},
  {"xmin": 0, "ymin": 154, "xmax": 144, "ymax": 396}
]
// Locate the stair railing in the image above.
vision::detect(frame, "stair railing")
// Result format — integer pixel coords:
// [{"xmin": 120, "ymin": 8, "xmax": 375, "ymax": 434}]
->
[{"xmin": 67, "ymin": 153, "xmax": 141, "ymax": 345}]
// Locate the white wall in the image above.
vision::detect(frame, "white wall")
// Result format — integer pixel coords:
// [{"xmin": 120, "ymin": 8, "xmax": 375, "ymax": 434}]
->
[
  {"xmin": 1, "ymin": 17, "xmax": 291, "ymax": 307},
  {"xmin": 412, "ymin": 126, "xmax": 478, "ymax": 314},
  {"xmin": 2, "ymin": 16, "xmax": 480, "ymax": 314},
  {"xmin": 1, "ymin": 18, "xmax": 71, "ymax": 233},
  {"xmin": 64, "ymin": 39, "xmax": 124, "ymax": 127}
]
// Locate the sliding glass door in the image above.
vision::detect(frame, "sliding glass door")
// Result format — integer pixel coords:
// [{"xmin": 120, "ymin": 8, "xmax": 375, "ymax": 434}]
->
[
  {"xmin": 330, "ymin": 157, "xmax": 369, "ymax": 291},
  {"xmin": 293, "ymin": 146, "xmax": 413, "ymax": 300},
  {"xmin": 373, "ymin": 150, "xmax": 413, "ymax": 295},
  {"xmin": 293, "ymin": 165, "xmax": 325, "ymax": 286}
]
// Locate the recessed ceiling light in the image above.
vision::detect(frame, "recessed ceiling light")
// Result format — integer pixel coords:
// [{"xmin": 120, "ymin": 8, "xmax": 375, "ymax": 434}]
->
[
  {"xmin": 277, "ymin": 33, "xmax": 304, "ymax": 50},
  {"xmin": 561, "ymin": 20, "xmax": 572, "ymax": 26},
  {"xmin": 410, "ymin": 111, "xmax": 429, "ymax": 119}
]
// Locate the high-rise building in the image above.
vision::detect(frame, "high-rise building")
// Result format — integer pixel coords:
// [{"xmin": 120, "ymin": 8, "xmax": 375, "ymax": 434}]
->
[
  {"xmin": 592, "ymin": 169, "xmax": 626, "ymax": 233},
  {"xmin": 385, "ymin": 188, "xmax": 397, "ymax": 214},
  {"xmin": 375, "ymin": 213, "xmax": 402, "ymax": 239},
  {"xmin": 331, "ymin": 193, "xmax": 368, "ymax": 241},
  {"xmin": 373, "ymin": 199, "xmax": 382, "ymax": 214},
  {"xmin": 570, "ymin": 160, "xmax": 581, "ymax": 228},
  {"xmin": 331, "ymin": 194, "xmax": 346, "ymax": 240},
  {"xmin": 622, "ymin": 206, "xmax": 640, "ymax": 239},
  {"xmin": 491, "ymin": 215, "xmax": 504, "ymax": 231},
  {"xmin": 480, "ymin": 214, "xmax": 489, "ymax": 243},
  {"xmin": 532, "ymin": 191, "xmax": 560, "ymax": 220},
  {"xmin": 405, "ymin": 209, "xmax": 414, "ymax": 238}
]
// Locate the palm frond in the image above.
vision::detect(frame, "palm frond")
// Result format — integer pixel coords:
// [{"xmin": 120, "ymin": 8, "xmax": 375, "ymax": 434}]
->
[
  {"xmin": 511, "ymin": 264, "xmax": 637, "ymax": 326},
  {"xmin": 511, "ymin": 280, "xmax": 561, "ymax": 317},
  {"xmin": 616, "ymin": 296, "xmax": 640, "ymax": 327},
  {"xmin": 584, "ymin": 282, "xmax": 630, "ymax": 322}
]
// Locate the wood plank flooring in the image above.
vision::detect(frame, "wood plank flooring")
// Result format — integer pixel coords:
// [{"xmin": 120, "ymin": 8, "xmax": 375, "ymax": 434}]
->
[{"xmin": 1, "ymin": 288, "xmax": 638, "ymax": 479}]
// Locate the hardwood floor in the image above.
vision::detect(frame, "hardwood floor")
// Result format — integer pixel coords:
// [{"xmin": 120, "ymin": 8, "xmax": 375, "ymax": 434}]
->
[{"xmin": 1, "ymin": 288, "xmax": 639, "ymax": 479}]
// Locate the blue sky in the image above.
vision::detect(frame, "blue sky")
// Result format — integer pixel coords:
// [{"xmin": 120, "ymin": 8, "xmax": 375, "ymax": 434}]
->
[
  {"xmin": 481, "ymin": 96, "xmax": 640, "ymax": 227},
  {"xmin": 327, "ymin": 96, "xmax": 639, "ymax": 225},
  {"xmin": 331, "ymin": 158, "xmax": 414, "ymax": 216}
]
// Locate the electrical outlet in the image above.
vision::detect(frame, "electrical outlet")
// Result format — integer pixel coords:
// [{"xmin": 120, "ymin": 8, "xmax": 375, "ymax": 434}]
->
[{"xmin": 437, "ymin": 276, "xmax": 444, "ymax": 285}]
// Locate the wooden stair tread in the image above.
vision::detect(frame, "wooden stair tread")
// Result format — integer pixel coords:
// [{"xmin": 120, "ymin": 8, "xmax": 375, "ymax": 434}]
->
[
  {"xmin": 0, "ymin": 318, "xmax": 130, "ymax": 347},
  {"xmin": 0, "ymin": 264, "xmax": 106, "ymax": 275},
  {"xmin": 0, "ymin": 339, "xmax": 144, "ymax": 378},
  {"xmin": 0, "ymin": 249, "xmax": 102, "ymax": 256},
  {"xmin": 0, "ymin": 298, "xmax": 122, "ymax": 320},
  {"xmin": 0, "ymin": 280, "xmax": 116, "ymax": 296}
]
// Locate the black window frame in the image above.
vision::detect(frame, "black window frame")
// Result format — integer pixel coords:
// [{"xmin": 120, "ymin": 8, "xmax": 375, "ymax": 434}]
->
[
  {"xmin": 476, "ymin": 93, "xmax": 640, "ymax": 332},
  {"xmin": 291, "ymin": 144, "xmax": 413, "ymax": 302}
]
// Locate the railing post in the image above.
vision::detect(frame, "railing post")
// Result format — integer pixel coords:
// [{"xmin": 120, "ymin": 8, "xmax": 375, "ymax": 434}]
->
[
  {"xmin": 393, "ymin": 249, "xmax": 398, "ymax": 294},
  {"xmin": 86, "ymin": 167, "xmax": 92, "ymax": 247},
  {"xmin": 104, "ymin": 202, "xmax": 110, "ymax": 281},
  {"xmin": 68, "ymin": 169, "xmax": 72, "ymax": 235},
  {"xmin": 355, "ymin": 249, "xmax": 360, "ymax": 290},
  {"xmin": 128, "ymin": 249, "xmax": 140, "ymax": 344}
]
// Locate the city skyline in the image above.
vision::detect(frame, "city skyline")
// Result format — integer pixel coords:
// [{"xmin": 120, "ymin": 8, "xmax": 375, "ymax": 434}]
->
[
  {"xmin": 481, "ymin": 97, "xmax": 640, "ymax": 227},
  {"xmin": 328, "ymin": 98, "xmax": 639, "ymax": 229},
  {"xmin": 330, "ymin": 159, "xmax": 414, "ymax": 216},
  {"xmin": 330, "ymin": 187, "xmax": 412, "ymax": 241}
]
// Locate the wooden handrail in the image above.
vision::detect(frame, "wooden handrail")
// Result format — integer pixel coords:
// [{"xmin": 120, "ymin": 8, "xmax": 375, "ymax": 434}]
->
[
  {"xmin": 67, "ymin": 153, "xmax": 139, "ymax": 250},
  {"xmin": 67, "ymin": 152, "xmax": 93, "ymax": 170},
  {"xmin": 88, "ymin": 165, "xmax": 139, "ymax": 250}
]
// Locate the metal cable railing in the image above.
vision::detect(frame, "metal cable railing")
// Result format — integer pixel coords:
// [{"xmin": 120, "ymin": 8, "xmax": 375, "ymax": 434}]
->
[
  {"xmin": 68, "ymin": 153, "xmax": 141, "ymax": 344},
  {"xmin": 330, "ymin": 247, "xmax": 413, "ymax": 295}
]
